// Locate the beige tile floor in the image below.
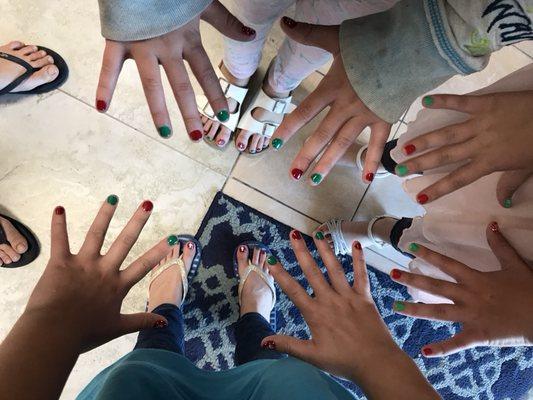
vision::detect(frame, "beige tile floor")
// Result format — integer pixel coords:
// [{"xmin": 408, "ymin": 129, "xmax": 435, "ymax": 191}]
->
[{"xmin": 0, "ymin": 1, "xmax": 532, "ymax": 397}]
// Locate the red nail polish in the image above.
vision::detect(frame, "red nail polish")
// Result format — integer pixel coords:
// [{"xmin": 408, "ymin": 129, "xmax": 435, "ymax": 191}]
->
[
  {"xmin": 262, "ymin": 340, "xmax": 276, "ymax": 350},
  {"xmin": 391, "ymin": 269, "xmax": 402, "ymax": 279},
  {"xmin": 353, "ymin": 241, "xmax": 362, "ymax": 250},
  {"xmin": 54, "ymin": 206, "xmax": 65, "ymax": 215},
  {"xmin": 422, "ymin": 347, "xmax": 433, "ymax": 356},
  {"xmin": 153, "ymin": 320, "xmax": 168, "ymax": 329},
  {"xmin": 189, "ymin": 130, "xmax": 202, "ymax": 141},
  {"xmin": 417, "ymin": 193, "xmax": 429, "ymax": 204},
  {"xmin": 142, "ymin": 200, "xmax": 153, "ymax": 212},
  {"xmin": 96, "ymin": 100, "xmax": 107, "ymax": 112},
  {"xmin": 187, "ymin": 242, "xmax": 194, "ymax": 249},
  {"xmin": 238, "ymin": 142, "xmax": 246, "ymax": 151},
  {"xmin": 291, "ymin": 168, "xmax": 303, "ymax": 180},
  {"xmin": 365, "ymin": 172, "xmax": 374, "ymax": 182},
  {"xmin": 291, "ymin": 230, "xmax": 302, "ymax": 240},
  {"xmin": 404, "ymin": 144, "xmax": 416, "ymax": 155},
  {"xmin": 282, "ymin": 16, "xmax": 297, "ymax": 28},
  {"xmin": 239, "ymin": 245, "xmax": 247, "ymax": 253},
  {"xmin": 489, "ymin": 221, "xmax": 499, "ymax": 232},
  {"xmin": 217, "ymin": 139, "xmax": 226, "ymax": 146},
  {"xmin": 241, "ymin": 26, "xmax": 256, "ymax": 36}
]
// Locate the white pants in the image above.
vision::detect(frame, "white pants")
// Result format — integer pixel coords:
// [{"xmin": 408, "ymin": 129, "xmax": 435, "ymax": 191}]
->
[{"xmin": 222, "ymin": 0, "xmax": 398, "ymax": 92}]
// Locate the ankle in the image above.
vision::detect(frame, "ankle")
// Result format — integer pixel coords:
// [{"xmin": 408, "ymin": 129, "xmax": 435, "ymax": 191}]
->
[
  {"xmin": 221, "ymin": 62, "xmax": 250, "ymax": 88},
  {"xmin": 263, "ymin": 73, "xmax": 291, "ymax": 99},
  {"xmin": 371, "ymin": 217, "xmax": 397, "ymax": 245}
]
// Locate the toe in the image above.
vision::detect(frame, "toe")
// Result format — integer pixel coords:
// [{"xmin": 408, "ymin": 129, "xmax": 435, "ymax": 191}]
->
[
  {"xmin": 11, "ymin": 64, "xmax": 59, "ymax": 92},
  {"xmin": 235, "ymin": 130, "xmax": 252, "ymax": 152},
  {"xmin": 7, "ymin": 41, "xmax": 25, "ymax": 50},
  {"xmin": 251, "ymin": 246, "xmax": 261, "ymax": 265},
  {"xmin": 31, "ymin": 55, "xmax": 54, "ymax": 69},
  {"xmin": 182, "ymin": 241, "xmax": 196, "ymax": 273},
  {"xmin": 216, "ymin": 126, "xmax": 231, "ymax": 148},
  {"xmin": 248, "ymin": 134, "xmax": 261, "ymax": 154},
  {"xmin": 0, "ymin": 244, "xmax": 20, "ymax": 263},
  {"xmin": 258, "ymin": 249, "xmax": 267, "ymax": 269},
  {"xmin": 28, "ymin": 49, "xmax": 47, "ymax": 61},
  {"xmin": 236, "ymin": 244, "xmax": 249, "ymax": 274},
  {"xmin": 0, "ymin": 217, "xmax": 28, "ymax": 254},
  {"xmin": 256, "ymin": 137, "xmax": 265, "ymax": 153},
  {"xmin": 263, "ymin": 137, "xmax": 270, "ymax": 149},
  {"xmin": 206, "ymin": 121, "xmax": 220, "ymax": 141},
  {"xmin": 0, "ymin": 249, "xmax": 12, "ymax": 265},
  {"xmin": 18, "ymin": 45, "xmax": 38, "ymax": 56}
]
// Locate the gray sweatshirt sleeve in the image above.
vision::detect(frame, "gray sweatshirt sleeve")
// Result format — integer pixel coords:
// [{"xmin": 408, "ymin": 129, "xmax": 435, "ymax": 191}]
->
[
  {"xmin": 99, "ymin": 0, "xmax": 213, "ymax": 41},
  {"xmin": 340, "ymin": 0, "xmax": 533, "ymax": 124}
]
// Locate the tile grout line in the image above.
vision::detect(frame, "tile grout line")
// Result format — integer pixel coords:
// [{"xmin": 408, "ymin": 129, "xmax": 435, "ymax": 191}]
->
[{"xmin": 512, "ymin": 44, "xmax": 533, "ymax": 60}]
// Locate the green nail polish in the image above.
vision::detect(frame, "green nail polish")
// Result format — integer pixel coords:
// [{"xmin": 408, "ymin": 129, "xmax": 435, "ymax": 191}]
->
[
  {"xmin": 393, "ymin": 301, "xmax": 405, "ymax": 311},
  {"xmin": 267, "ymin": 255, "xmax": 277, "ymax": 265},
  {"xmin": 167, "ymin": 235, "xmax": 178, "ymax": 246},
  {"xmin": 315, "ymin": 231, "xmax": 325, "ymax": 240},
  {"xmin": 503, "ymin": 198, "xmax": 512, "ymax": 208},
  {"xmin": 423, "ymin": 95, "xmax": 434, "ymax": 107},
  {"xmin": 158, "ymin": 125, "xmax": 172, "ymax": 138},
  {"xmin": 106, "ymin": 194, "xmax": 118, "ymax": 205},
  {"xmin": 272, "ymin": 138, "xmax": 283, "ymax": 150},
  {"xmin": 217, "ymin": 110, "xmax": 229, "ymax": 122},
  {"xmin": 395, "ymin": 164, "xmax": 409, "ymax": 177},
  {"xmin": 311, "ymin": 173, "xmax": 323, "ymax": 184},
  {"xmin": 408, "ymin": 243, "xmax": 420, "ymax": 252}
]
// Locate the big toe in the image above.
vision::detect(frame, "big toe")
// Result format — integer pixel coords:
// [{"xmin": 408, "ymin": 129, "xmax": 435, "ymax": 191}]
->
[
  {"xmin": 215, "ymin": 126, "xmax": 231, "ymax": 148},
  {"xmin": 235, "ymin": 130, "xmax": 252, "ymax": 152},
  {"xmin": 11, "ymin": 64, "xmax": 59, "ymax": 93},
  {"xmin": 0, "ymin": 217, "xmax": 28, "ymax": 254},
  {"xmin": 181, "ymin": 240, "xmax": 196, "ymax": 274},
  {"xmin": 236, "ymin": 244, "xmax": 250, "ymax": 275}
]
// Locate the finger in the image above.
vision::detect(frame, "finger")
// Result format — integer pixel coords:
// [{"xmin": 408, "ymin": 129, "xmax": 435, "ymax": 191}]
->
[
  {"xmin": 422, "ymin": 94, "xmax": 486, "ymax": 114},
  {"xmin": 50, "ymin": 206, "xmax": 70, "ymax": 259},
  {"xmin": 201, "ymin": 0, "xmax": 256, "ymax": 41},
  {"xmin": 292, "ymin": 234, "xmax": 331, "ymax": 295},
  {"xmin": 96, "ymin": 40, "xmax": 126, "ymax": 113},
  {"xmin": 118, "ymin": 312, "xmax": 168, "ymax": 335},
  {"xmin": 280, "ymin": 18, "xmax": 340, "ymax": 54},
  {"xmin": 261, "ymin": 334, "xmax": 313, "ymax": 360},
  {"xmin": 105, "ymin": 200, "xmax": 153, "ymax": 267},
  {"xmin": 486, "ymin": 221, "xmax": 528, "ymax": 271},
  {"xmin": 163, "ymin": 59, "xmax": 203, "ymax": 141},
  {"xmin": 135, "ymin": 54, "xmax": 172, "ymax": 135},
  {"xmin": 390, "ymin": 269, "xmax": 460, "ymax": 300},
  {"xmin": 496, "ymin": 170, "xmax": 533, "ymax": 208},
  {"xmin": 79, "ymin": 195, "xmax": 119, "ymax": 256},
  {"xmin": 398, "ymin": 244, "xmax": 469, "ymax": 280},
  {"xmin": 362, "ymin": 121, "xmax": 391, "ymax": 183},
  {"xmin": 392, "ymin": 300, "xmax": 461, "ymax": 322},
  {"xmin": 422, "ymin": 331, "xmax": 477, "ymax": 357},
  {"xmin": 351, "ymin": 241, "xmax": 371, "ymax": 294},
  {"xmin": 401, "ymin": 121, "xmax": 473, "ymax": 156},
  {"xmin": 267, "ymin": 258, "xmax": 313, "ymax": 311}
]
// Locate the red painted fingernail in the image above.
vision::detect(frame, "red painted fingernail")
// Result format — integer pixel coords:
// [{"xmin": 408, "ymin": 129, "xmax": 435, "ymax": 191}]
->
[
  {"xmin": 422, "ymin": 347, "xmax": 433, "ymax": 356},
  {"xmin": 187, "ymin": 242, "xmax": 195, "ymax": 249},
  {"xmin": 291, "ymin": 230, "xmax": 302, "ymax": 240},
  {"xmin": 365, "ymin": 172, "xmax": 374, "ymax": 182},
  {"xmin": 291, "ymin": 168, "xmax": 303, "ymax": 180},
  {"xmin": 54, "ymin": 206, "xmax": 65, "ymax": 215},
  {"xmin": 404, "ymin": 144, "xmax": 416, "ymax": 155},
  {"xmin": 96, "ymin": 100, "xmax": 107, "ymax": 112},
  {"xmin": 262, "ymin": 340, "xmax": 276, "ymax": 350},
  {"xmin": 217, "ymin": 139, "xmax": 226, "ymax": 146},
  {"xmin": 189, "ymin": 130, "xmax": 202, "ymax": 141},
  {"xmin": 282, "ymin": 16, "xmax": 297, "ymax": 28},
  {"xmin": 391, "ymin": 269, "xmax": 402, "ymax": 279},
  {"xmin": 417, "ymin": 193, "xmax": 429, "ymax": 204},
  {"xmin": 153, "ymin": 320, "xmax": 168, "ymax": 329},
  {"xmin": 142, "ymin": 200, "xmax": 153, "ymax": 212},
  {"xmin": 238, "ymin": 142, "xmax": 246, "ymax": 151},
  {"xmin": 239, "ymin": 245, "xmax": 247, "ymax": 253},
  {"xmin": 489, "ymin": 221, "xmax": 499, "ymax": 232},
  {"xmin": 353, "ymin": 241, "xmax": 362, "ymax": 250},
  {"xmin": 241, "ymin": 26, "xmax": 256, "ymax": 36}
]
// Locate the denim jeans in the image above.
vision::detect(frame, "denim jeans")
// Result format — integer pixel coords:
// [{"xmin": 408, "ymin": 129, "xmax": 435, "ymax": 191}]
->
[{"xmin": 134, "ymin": 304, "xmax": 285, "ymax": 365}]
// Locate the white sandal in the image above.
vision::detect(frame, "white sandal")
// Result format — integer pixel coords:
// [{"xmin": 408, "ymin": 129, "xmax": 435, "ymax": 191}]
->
[
  {"xmin": 148, "ymin": 256, "xmax": 190, "ymax": 307},
  {"xmin": 356, "ymin": 145, "xmax": 391, "ymax": 178}
]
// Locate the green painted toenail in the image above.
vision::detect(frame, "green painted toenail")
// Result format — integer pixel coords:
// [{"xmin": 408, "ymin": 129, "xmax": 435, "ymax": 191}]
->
[
  {"xmin": 395, "ymin": 164, "xmax": 409, "ymax": 177},
  {"xmin": 267, "ymin": 255, "xmax": 277, "ymax": 265},
  {"xmin": 311, "ymin": 173, "xmax": 323, "ymax": 184},
  {"xmin": 408, "ymin": 243, "xmax": 420, "ymax": 252},
  {"xmin": 272, "ymin": 138, "xmax": 283, "ymax": 150},
  {"xmin": 158, "ymin": 125, "xmax": 172, "ymax": 138},
  {"xmin": 422, "ymin": 96, "xmax": 434, "ymax": 107},
  {"xmin": 106, "ymin": 194, "xmax": 118, "ymax": 205},
  {"xmin": 503, "ymin": 198, "xmax": 512, "ymax": 208},
  {"xmin": 393, "ymin": 301, "xmax": 405, "ymax": 311},
  {"xmin": 167, "ymin": 235, "xmax": 178, "ymax": 246},
  {"xmin": 315, "ymin": 231, "xmax": 325, "ymax": 240},
  {"xmin": 217, "ymin": 110, "xmax": 229, "ymax": 122}
]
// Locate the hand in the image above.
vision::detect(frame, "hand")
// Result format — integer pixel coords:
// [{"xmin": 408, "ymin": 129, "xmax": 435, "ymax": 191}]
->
[
  {"xmin": 390, "ymin": 222, "xmax": 533, "ymax": 357},
  {"xmin": 263, "ymin": 233, "xmax": 439, "ymax": 399},
  {"xmin": 95, "ymin": 0, "xmax": 256, "ymax": 140},
  {"xmin": 25, "ymin": 199, "xmax": 175, "ymax": 352},
  {"xmin": 272, "ymin": 19, "xmax": 391, "ymax": 185},
  {"xmin": 397, "ymin": 91, "xmax": 533, "ymax": 206}
]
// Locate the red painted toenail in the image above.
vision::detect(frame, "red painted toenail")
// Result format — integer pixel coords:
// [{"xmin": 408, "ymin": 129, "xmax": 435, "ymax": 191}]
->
[
  {"xmin": 238, "ymin": 143, "xmax": 246, "ymax": 151},
  {"xmin": 241, "ymin": 26, "xmax": 256, "ymax": 36},
  {"xmin": 291, "ymin": 168, "xmax": 303, "ymax": 180},
  {"xmin": 262, "ymin": 340, "xmax": 276, "ymax": 350},
  {"xmin": 141, "ymin": 200, "xmax": 153, "ymax": 212},
  {"xmin": 54, "ymin": 206, "xmax": 65, "ymax": 215},
  {"xmin": 187, "ymin": 242, "xmax": 194, "ymax": 249},
  {"xmin": 189, "ymin": 130, "xmax": 202, "ymax": 141},
  {"xmin": 96, "ymin": 100, "xmax": 107, "ymax": 112},
  {"xmin": 365, "ymin": 172, "xmax": 374, "ymax": 182},
  {"xmin": 391, "ymin": 269, "xmax": 402, "ymax": 279},
  {"xmin": 291, "ymin": 230, "xmax": 302, "ymax": 240},
  {"xmin": 239, "ymin": 245, "xmax": 247, "ymax": 253},
  {"xmin": 404, "ymin": 144, "xmax": 416, "ymax": 155},
  {"xmin": 422, "ymin": 347, "xmax": 433, "ymax": 356},
  {"xmin": 417, "ymin": 193, "xmax": 429, "ymax": 204},
  {"xmin": 353, "ymin": 241, "xmax": 362, "ymax": 250},
  {"xmin": 217, "ymin": 139, "xmax": 226, "ymax": 146},
  {"xmin": 153, "ymin": 320, "xmax": 168, "ymax": 329}
]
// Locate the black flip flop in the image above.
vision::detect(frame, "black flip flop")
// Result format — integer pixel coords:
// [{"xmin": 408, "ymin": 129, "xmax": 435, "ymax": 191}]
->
[
  {"xmin": 0, "ymin": 46, "xmax": 69, "ymax": 96},
  {"xmin": 0, "ymin": 214, "xmax": 40, "ymax": 268}
]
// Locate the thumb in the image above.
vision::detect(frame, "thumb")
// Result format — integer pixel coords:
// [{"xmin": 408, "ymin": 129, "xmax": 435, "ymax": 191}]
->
[
  {"xmin": 421, "ymin": 331, "xmax": 477, "ymax": 357},
  {"xmin": 496, "ymin": 169, "xmax": 533, "ymax": 208},
  {"xmin": 280, "ymin": 17, "xmax": 340, "ymax": 54},
  {"xmin": 201, "ymin": 0, "xmax": 257, "ymax": 41},
  {"xmin": 261, "ymin": 335, "xmax": 312, "ymax": 360},
  {"xmin": 119, "ymin": 312, "xmax": 168, "ymax": 335}
]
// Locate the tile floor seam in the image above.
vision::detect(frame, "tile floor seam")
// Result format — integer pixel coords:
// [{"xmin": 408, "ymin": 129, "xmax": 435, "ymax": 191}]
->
[
  {"xmin": 512, "ymin": 44, "xmax": 533, "ymax": 60},
  {"xmin": 366, "ymin": 247, "xmax": 404, "ymax": 266}
]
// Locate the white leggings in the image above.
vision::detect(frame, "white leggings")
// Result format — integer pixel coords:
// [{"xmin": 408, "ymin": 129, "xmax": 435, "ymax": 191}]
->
[{"xmin": 222, "ymin": 0, "xmax": 398, "ymax": 92}]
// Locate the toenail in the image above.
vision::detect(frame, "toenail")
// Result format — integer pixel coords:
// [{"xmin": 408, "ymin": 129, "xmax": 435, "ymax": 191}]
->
[
  {"xmin": 153, "ymin": 320, "xmax": 168, "ymax": 329},
  {"xmin": 47, "ymin": 66, "xmax": 58, "ymax": 76},
  {"xmin": 11, "ymin": 254, "xmax": 20, "ymax": 262},
  {"xmin": 187, "ymin": 242, "xmax": 194, "ymax": 249},
  {"xmin": 315, "ymin": 231, "xmax": 325, "ymax": 240},
  {"xmin": 238, "ymin": 143, "xmax": 246, "ymax": 151},
  {"xmin": 16, "ymin": 244, "xmax": 27, "ymax": 253},
  {"xmin": 217, "ymin": 139, "xmax": 226, "ymax": 146},
  {"xmin": 291, "ymin": 230, "xmax": 302, "ymax": 240},
  {"xmin": 47, "ymin": 56, "xmax": 54, "ymax": 63},
  {"xmin": 239, "ymin": 245, "xmax": 247, "ymax": 253},
  {"xmin": 141, "ymin": 200, "xmax": 153, "ymax": 212},
  {"xmin": 249, "ymin": 149, "xmax": 255, "ymax": 154}
]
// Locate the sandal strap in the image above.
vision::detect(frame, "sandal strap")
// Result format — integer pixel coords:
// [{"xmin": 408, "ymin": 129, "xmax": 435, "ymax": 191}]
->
[
  {"xmin": 323, "ymin": 219, "xmax": 352, "ymax": 256},
  {"xmin": 355, "ymin": 144, "xmax": 391, "ymax": 178},
  {"xmin": 149, "ymin": 256, "xmax": 189, "ymax": 306},
  {"xmin": 368, "ymin": 215, "xmax": 398, "ymax": 248},
  {"xmin": 238, "ymin": 261, "xmax": 276, "ymax": 306},
  {"xmin": 0, "ymin": 52, "xmax": 36, "ymax": 95}
]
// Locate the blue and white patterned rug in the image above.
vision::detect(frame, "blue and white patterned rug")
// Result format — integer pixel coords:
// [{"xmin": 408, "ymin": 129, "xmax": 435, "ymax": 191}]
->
[{"xmin": 182, "ymin": 192, "xmax": 532, "ymax": 399}]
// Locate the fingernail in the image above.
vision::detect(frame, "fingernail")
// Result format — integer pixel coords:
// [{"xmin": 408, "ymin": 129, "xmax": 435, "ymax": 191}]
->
[
  {"xmin": 238, "ymin": 142, "xmax": 246, "ymax": 151},
  {"xmin": 158, "ymin": 125, "xmax": 172, "ymax": 139},
  {"xmin": 16, "ymin": 244, "xmax": 27, "ymax": 253},
  {"xmin": 311, "ymin": 173, "xmax": 323, "ymax": 185},
  {"xmin": 391, "ymin": 269, "xmax": 402, "ymax": 280},
  {"xmin": 417, "ymin": 193, "xmax": 429, "ymax": 204},
  {"xmin": 422, "ymin": 96, "xmax": 434, "ymax": 107},
  {"xmin": 239, "ymin": 245, "xmax": 247, "ymax": 253},
  {"xmin": 153, "ymin": 320, "xmax": 168, "ymax": 329},
  {"xmin": 408, "ymin": 243, "xmax": 420, "ymax": 252},
  {"xmin": 262, "ymin": 340, "xmax": 276, "ymax": 350},
  {"xmin": 167, "ymin": 235, "xmax": 178, "ymax": 246},
  {"xmin": 282, "ymin": 16, "xmax": 297, "ymax": 28},
  {"xmin": 291, "ymin": 230, "xmax": 302, "ymax": 240},
  {"xmin": 272, "ymin": 138, "xmax": 283, "ymax": 150},
  {"xmin": 503, "ymin": 198, "xmax": 512, "ymax": 208},
  {"xmin": 404, "ymin": 144, "xmax": 416, "ymax": 155},
  {"xmin": 142, "ymin": 200, "xmax": 153, "ymax": 212},
  {"xmin": 217, "ymin": 139, "xmax": 226, "ymax": 147},
  {"xmin": 422, "ymin": 347, "xmax": 433, "ymax": 356},
  {"xmin": 187, "ymin": 242, "xmax": 195, "ymax": 249},
  {"xmin": 353, "ymin": 241, "xmax": 362, "ymax": 250},
  {"xmin": 489, "ymin": 221, "xmax": 499, "ymax": 232},
  {"xmin": 241, "ymin": 26, "xmax": 256, "ymax": 36},
  {"xmin": 55, "ymin": 206, "xmax": 65, "ymax": 215},
  {"xmin": 267, "ymin": 255, "xmax": 277, "ymax": 265},
  {"xmin": 365, "ymin": 172, "xmax": 374, "ymax": 182},
  {"xmin": 393, "ymin": 300, "xmax": 405, "ymax": 311},
  {"xmin": 106, "ymin": 194, "xmax": 119, "ymax": 205},
  {"xmin": 96, "ymin": 100, "xmax": 107, "ymax": 112},
  {"xmin": 315, "ymin": 231, "xmax": 325, "ymax": 240},
  {"xmin": 189, "ymin": 130, "xmax": 203, "ymax": 141},
  {"xmin": 217, "ymin": 110, "xmax": 229, "ymax": 122},
  {"xmin": 395, "ymin": 164, "xmax": 409, "ymax": 177},
  {"xmin": 291, "ymin": 168, "xmax": 303, "ymax": 180}
]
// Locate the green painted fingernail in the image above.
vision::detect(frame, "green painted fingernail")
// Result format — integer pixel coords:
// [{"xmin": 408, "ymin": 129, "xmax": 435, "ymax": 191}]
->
[
  {"xmin": 423, "ymin": 96, "xmax": 434, "ymax": 107},
  {"xmin": 311, "ymin": 173, "xmax": 323, "ymax": 185},
  {"xmin": 158, "ymin": 125, "xmax": 172, "ymax": 138},
  {"xmin": 503, "ymin": 198, "xmax": 512, "ymax": 208},
  {"xmin": 106, "ymin": 194, "xmax": 118, "ymax": 205},
  {"xmin": 395, "ymin": 164, "xmax": 409, "ymax": 177},
  {"xmin": 217, "ymin": 110, "xmax": 229, "ymax": 122},
  {"xmin": 393, "ymin": 301, "xmax": 405, "ymax": 311},
  {"xmin": 315, "ymin": 231, "xmax": 325, "ymax": 240},
  {"xmin": 167, "ymin": 235, "xmax": 178, "ymax": 246},
  {"xmin": 272, "ymin": 138, "xmax": 283, "ymax": 150},
  {"xmin": 267, "ymin": 255, "xmax": 277, "ymax": 265},
  {"xmin": 408, "ymin": 243, "xmax": 420, "ymax": 252}
]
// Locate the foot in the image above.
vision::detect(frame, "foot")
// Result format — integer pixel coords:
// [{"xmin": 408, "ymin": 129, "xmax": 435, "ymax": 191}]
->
[
  {"xmin": 201, "ymin": 62, "xmax": 249, "ymax": 149},
  {"xmin": 0, "ymin": 41, "xmax": 59, "ymax": 93},
  {"xmin": 0, "ymin": 216, "xmax": 28, "ymax": 266},
  {"xmin": 147, "ymin": 240, "xmax": 196, "ymax": 312},
  {"xmin": 236, "ymin": 245, "xmax": 275, "ymax": 321}
]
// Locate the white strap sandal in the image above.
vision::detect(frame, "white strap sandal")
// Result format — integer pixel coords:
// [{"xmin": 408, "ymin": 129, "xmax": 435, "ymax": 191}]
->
[
  {"xmin": 238, "ymin": 261, "xmax": 276, "ymax": 307},
  {"xmin": 149, "ymin": 256, "xmax": 189, "ymax": 307},
  {"xmin": 356, "ymin": 145, "xmax": 391, "ymax": 178}
]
